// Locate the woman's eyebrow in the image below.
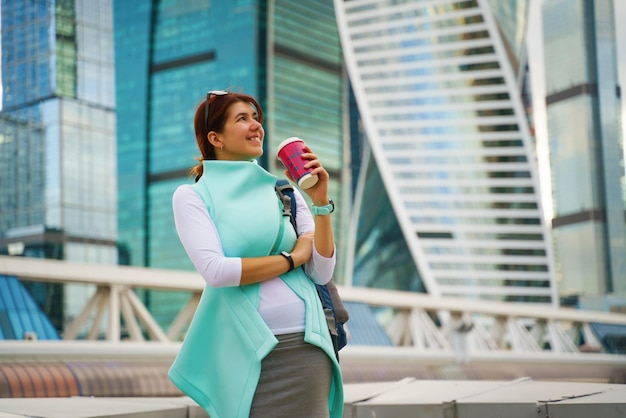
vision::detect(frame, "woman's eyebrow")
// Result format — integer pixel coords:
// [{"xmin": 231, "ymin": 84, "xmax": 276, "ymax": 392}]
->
[{"xmin": 234, "ymin": 111, "xmax": 258, "ymax": 119}]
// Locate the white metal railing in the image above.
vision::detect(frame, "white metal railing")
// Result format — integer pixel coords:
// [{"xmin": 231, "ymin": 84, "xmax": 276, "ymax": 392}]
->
[{"xmin": 1, "ymin": 255, "xmax": 626, "ymax": 365}]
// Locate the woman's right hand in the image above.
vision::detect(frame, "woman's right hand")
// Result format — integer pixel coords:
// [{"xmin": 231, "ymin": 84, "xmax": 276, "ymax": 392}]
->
[{"xmin": 291, "ymin": 232, "xmax": 314, "ymax": 268}]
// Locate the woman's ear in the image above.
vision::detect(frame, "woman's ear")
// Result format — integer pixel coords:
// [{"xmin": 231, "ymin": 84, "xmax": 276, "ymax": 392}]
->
[{"xmin": 207, "ymin": 131, "xmax": 222, "ymax": 149}]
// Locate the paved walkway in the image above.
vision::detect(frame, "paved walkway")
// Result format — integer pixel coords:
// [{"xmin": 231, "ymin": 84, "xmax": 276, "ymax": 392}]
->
[{"xmin": 0, "ymin": 378, "xmax": 625, "ymax": 417}]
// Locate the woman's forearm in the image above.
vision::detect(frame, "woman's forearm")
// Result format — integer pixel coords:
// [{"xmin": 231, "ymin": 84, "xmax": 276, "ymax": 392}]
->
[
  {"xmin": 239, "ymin": 232, "xmax": 314, "ymax": 285},
  {"xmin": 239, "ymin": 255, "xmax": 293, "ymax": 285},
  {"xmin": 312, "ymin": 204, "xmax": 335, "ymax": 258}
]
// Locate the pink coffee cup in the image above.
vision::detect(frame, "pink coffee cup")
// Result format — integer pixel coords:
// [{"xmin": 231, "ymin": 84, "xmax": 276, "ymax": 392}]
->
[{"xmin": 276, "ymin": 137, "xmax": 319, "ymax": 189}]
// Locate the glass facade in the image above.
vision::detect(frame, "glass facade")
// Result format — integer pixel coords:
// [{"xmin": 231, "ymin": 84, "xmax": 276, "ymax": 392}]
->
[
  {"xmin": 352, "ymin": 150, "xmax": 424, "ymax": 292},
  {"xmin": 269, "ymin": 0, "xmax": 347, "ymax": 274},
  {"xmin": 335, "ymin": 0, "xmax": 557, "ymax": 303},
  {"xmin": 486, "ymin": 0, "xmax": 527, "ymax": 73},
  {"xmin": 542, "ymin": 0, "xmax": 626, "ymax": 296},
  {"xmin": 114, "ymin": 0, "xmax": 348, "ymax": 326},
  {"xmin": 1, "ymin": 0, "xmax": 118, "ymax": 329}
]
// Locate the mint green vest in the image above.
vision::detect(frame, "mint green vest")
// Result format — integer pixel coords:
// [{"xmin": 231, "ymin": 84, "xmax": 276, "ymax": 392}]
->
[{"xmin": 168, "ymin": 160, "xmax": 343, "ymax": 418}]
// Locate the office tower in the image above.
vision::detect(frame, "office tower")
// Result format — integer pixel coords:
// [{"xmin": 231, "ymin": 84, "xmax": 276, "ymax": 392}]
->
[
  {"xmin": 113, "ymin": 0, "xmax": 347, "ymax": 324},
  {"xmin": 336, "ymin": 0, "xmax": 558, "ymax": 304},
  {"xmin": 542, "ymin": 0, "xmax": 626, "ymax": 301},
  {"xmin": 0, "ymin": 0, "xmax": 117, "ymax": 326}
]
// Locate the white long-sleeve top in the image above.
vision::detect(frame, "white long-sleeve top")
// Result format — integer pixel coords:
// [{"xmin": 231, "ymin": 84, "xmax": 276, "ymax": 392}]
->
[{"xmin": 172, "ymin": 184, "xmax": 335, "ymax": 335}]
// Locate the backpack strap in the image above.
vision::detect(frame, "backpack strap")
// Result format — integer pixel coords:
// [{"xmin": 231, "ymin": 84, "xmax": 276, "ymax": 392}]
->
[
  {"xmin": 275, "ymin": 179, "xmax": 297, "ymax": 234},
  {"xmin": 274, "ymin": 180, "xmax": 348, "ymax": 359}
]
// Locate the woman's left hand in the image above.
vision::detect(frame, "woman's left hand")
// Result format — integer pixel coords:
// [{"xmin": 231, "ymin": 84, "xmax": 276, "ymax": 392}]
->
[{"xmin": 284, "ymin": 145, "xmax": 329, "ymax": 205}]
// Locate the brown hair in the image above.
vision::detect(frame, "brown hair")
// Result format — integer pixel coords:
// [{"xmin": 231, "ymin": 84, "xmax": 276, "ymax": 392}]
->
[{"xmin": 191, "ymin": 91, "xmax": 264, "ymax": 182}]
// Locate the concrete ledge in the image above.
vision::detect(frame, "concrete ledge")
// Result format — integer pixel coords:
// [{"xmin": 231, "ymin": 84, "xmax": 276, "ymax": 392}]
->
[
  {"xmin": 344, "ymin": 378, "xmax": 626, "ymax": 418},
  {"xmin": 0, "ymin": 396, "xmax": 208, "ymax": 418},
  {"xmin": 1, "ymin": 379, "xmax": 625, "ymax": 417}
]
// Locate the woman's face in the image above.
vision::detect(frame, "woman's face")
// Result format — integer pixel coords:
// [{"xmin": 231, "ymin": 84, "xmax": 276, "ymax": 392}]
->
[{"xmin": 214, "ymin": 101, "xmax": 264, "ymax": 161}]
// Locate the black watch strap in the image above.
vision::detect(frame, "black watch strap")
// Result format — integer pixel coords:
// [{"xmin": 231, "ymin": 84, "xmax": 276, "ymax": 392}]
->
[{"xmin": 280, "ymin": 251, "xmax": 294, "ymax": 272}]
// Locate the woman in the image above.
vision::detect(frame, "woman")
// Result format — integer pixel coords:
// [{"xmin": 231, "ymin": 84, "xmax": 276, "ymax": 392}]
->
[{"xmin": 168, "ymin": 90, "xmax": 343, "ymax": 418}]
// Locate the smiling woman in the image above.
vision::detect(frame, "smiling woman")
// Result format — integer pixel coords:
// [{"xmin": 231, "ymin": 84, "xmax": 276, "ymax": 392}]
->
[
  {"xmin": 168, "ymin": 90, "xmax": 343, "ymax": 418},
  {"xmin": 190, "ymin": 91, "xmax": 265, "ymax": 180},
  {"xmin": 207, "ymin": 100, "xmax": 264, "ymax": 162}
]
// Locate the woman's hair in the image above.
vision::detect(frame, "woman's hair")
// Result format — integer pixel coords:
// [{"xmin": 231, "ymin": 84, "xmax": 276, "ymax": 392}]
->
[{"xmin": 191, "ymin": 91, "xmax": 264, "ymax": 182}]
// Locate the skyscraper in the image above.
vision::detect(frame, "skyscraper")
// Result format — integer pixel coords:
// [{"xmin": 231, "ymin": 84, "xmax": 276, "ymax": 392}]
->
[
  {"xmin": 1, "ymin": 0, "xmax": 117, "ymax": 262},
  {"xmin": 0, "ymin": 0, "xmax": 117, "ymax": 325},
  {"xmin": 541, "ymin": 0, "xmax": 626, "ymax": 300},
  {"xmin": 113, "ymin": 0, "xmax": 348, "ymax": 324},
  {"xmin": 335, "ymin": 0, "xmax": 558, "ymax": 304}
]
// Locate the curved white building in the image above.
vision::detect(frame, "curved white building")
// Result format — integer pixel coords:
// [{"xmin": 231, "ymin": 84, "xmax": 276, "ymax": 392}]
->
[{"xmin": 336, "ymin": 0, "xmax": 558, "ymax": 305}]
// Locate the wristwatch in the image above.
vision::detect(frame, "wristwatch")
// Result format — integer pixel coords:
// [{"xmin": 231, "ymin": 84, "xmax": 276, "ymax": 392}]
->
[
  {"xmin": 311, "ymin": 199, "xmax": 335, "ymax": 216},
  {"xmin": 280, "ymin": 251, "xmax": 294, "ymax": 272}
]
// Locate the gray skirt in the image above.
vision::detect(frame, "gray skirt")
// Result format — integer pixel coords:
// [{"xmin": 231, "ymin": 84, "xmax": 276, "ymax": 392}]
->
[{"xmin": 249, "ymin": 332, "xmax": 332, "ymax": 418}]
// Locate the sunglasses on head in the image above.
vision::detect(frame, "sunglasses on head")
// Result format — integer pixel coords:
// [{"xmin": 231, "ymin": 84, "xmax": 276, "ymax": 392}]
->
[{"xmin": 204, "ymin": 90, "xmax": 229, "ymax": 132}]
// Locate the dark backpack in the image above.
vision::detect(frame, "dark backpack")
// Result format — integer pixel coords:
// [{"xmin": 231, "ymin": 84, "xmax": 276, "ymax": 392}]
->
[{"xmin": 275, "ymin": 179, "xmax": 348, "ymax": 359}]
